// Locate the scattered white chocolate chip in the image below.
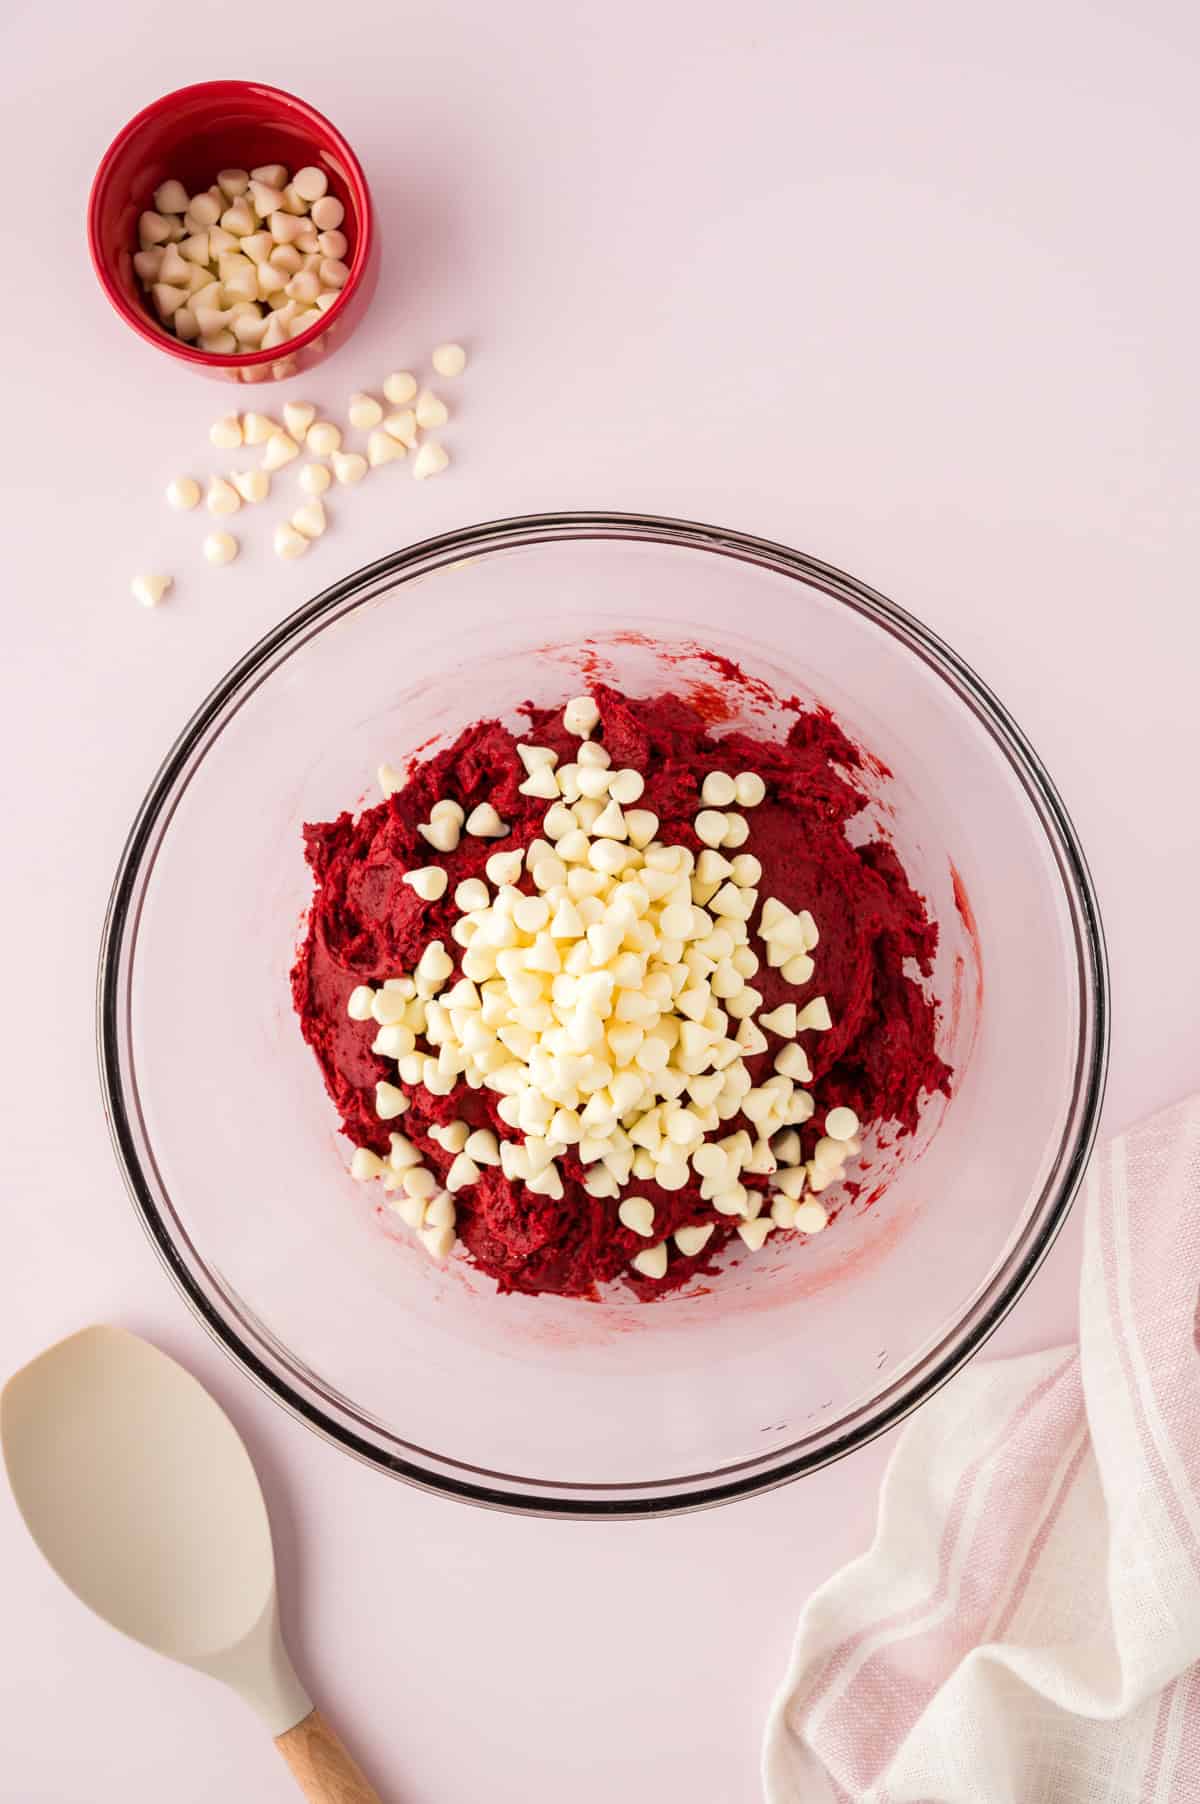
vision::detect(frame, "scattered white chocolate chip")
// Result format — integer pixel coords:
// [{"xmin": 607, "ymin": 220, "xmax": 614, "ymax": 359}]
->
[
  {"xmin": 332, "ymin": 450, "xmax": 368, "ymax": 484},
  {"xmin": 383, "ymin": 370, "xmax": 417, "ymax": 405},
  {"xmin": 291, "ymin": 499, "xmax": 327, "ymax": 539},
  {"xmin": 208, "ymin": 413, "xmax": 243, "ymax": 450},
  {"xmin": 411, "ymin": 441, "xmax": 449, "ymax": 481},
  {"xmin": 262, "ymin": 432, "xmax": 300, "ymax": 471},
  {"xmin": 416, "ymin": 388, "xmax": 449, "ymax": 429},
  {"xmin": 431, "ymin": 342, "xmax": 467, "ymax": 377},
  {"xmin": 282, "ymin": 400, "xmax": 316, "ymax": 439},
  {"xmin": 738, "ymin": 1218, "xmax": 773, "ymax": 1251},
  {"xmin": 131, "ymin": 572, "xmax": 172, "ymax": 608},
  {"xmin": 367, "ymin": 428, "xmax": 405, "ymax": 467},
  {"xmin": 231, "ymin": 468, "xmax": 270, "ymax": 505},
  {"xmin": 206, "ymin": 476, "xmax": 240, "ymax": 515},
  {"xmin": 242, "ymin": 411, "xmax": 278, "ymax": 445},
  {"xmin": 203, "ymin": 531, "xmax": 238, "ymax": 566},
  {"xmin": 674, "ymin": 1223, "xmax": 714, "ymax": 1257},
  {"xmin": 383, "ymin": 408, "xmax": 418, "ymax": 447},
  {"xmin": 299, "ymin": 462, "xmax": 331, "ymax": 496},
  {"xmin": 350, "ymin": 1147, "xmax": 384, "ymax": 1182},
  {"xmin": 306, "ymin": 420, "xmax": 342, "ymax": 456},
  {"xmin": 165, "ymin": 475, "xmax": 200, "ymax": 511},
  {"xmin": 348, "ymin": 391, "xmax": 383, "ymax": 429},
  {"xmin": 273, "ymin": 521, "xmax": 309, "ymax": 560}
]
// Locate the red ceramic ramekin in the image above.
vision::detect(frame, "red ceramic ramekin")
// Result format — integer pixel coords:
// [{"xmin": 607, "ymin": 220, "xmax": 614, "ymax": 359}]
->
[{"xmin": 87, "ymin": 80, "xmax": 379, "ymax": 385}]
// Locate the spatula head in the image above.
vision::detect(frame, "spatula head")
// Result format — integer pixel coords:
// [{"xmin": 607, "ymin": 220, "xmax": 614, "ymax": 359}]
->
[{"xmin": 2, "ymin": 1325, "xmax": 275, "ymax": 1661}]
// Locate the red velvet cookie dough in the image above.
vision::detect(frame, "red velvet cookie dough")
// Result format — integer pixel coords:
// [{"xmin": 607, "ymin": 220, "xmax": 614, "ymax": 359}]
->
[{"xmin": 291, "ymin": 683, "xmax": 951, "ymax": 1298}]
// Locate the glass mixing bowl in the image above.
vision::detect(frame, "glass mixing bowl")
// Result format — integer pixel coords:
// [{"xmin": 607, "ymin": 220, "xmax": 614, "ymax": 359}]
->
[{"xmin": 98, "ymin": 513, "xmax": 1108, "ymax": 1516}]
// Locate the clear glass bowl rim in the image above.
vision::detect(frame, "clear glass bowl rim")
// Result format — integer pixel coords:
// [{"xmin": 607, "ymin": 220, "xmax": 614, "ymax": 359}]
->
[{"xmin": 97, "ymin": 510, "xmax": 1110, "ymax": 1518}]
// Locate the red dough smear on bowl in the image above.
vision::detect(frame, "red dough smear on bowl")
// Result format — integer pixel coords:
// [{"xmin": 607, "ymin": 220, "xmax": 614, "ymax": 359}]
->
[{"xmin": 291, "ymin": 682, "xmax": 951, "ymax": 1299}]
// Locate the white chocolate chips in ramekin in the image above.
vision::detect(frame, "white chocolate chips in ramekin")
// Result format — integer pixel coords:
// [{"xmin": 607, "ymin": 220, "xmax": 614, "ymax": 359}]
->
[
  {"xmin": 135, "ymin": 164, "xmax": 349, "ymax": 353},
  {"xmin": 345, "ymin": 696, "xmax": 863, "ymax": 1273},
  {"xmin": 134, "ymin": 345, "xmax": 467, "ymax": 603}
]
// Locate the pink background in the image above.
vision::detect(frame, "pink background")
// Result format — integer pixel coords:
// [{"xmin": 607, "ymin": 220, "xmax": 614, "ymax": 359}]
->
[{"xmin": 3, "ymin": 1, "xmax": 1199, "ymax": 1798}]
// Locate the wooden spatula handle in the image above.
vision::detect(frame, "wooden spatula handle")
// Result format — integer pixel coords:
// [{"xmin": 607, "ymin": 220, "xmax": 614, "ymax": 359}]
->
[{"xmin": 275, "ymin": 1707, "xmax": 384, "ymax": 1803}]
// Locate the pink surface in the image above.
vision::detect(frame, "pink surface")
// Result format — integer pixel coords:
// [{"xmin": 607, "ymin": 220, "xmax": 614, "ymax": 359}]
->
[{"xmin": 3, "ymin": 1, "xmax": 1199, "ymax": 1799}]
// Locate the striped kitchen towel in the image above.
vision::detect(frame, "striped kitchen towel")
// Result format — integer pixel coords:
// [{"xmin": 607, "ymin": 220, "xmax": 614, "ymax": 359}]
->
[{"xmin": 764, "ymin": 1095, "xmax": 1200, "ymax": 1804}]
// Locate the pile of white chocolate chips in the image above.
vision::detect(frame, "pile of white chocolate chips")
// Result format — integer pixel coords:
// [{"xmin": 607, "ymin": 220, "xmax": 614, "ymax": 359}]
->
[
  {"xmin": 133, "ymin": 163, "xmax": 352, "ymax": 352},
  {"xmin": 345, "ymin": 693, "xmax": 863, "ymax": 1279}
]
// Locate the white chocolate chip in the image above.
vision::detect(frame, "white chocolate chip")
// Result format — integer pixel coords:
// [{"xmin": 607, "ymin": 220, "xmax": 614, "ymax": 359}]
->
[
  {"xmin": 758, "ymin": 1004, "xmax": 798, "ymax": 1037},
  {"xmin": 299, "ymin": 462, "xmax": 332, "ymax": 496},
  {"xmin": 273, "ymin": 521, "xmax": 309, "ymax": 560},
  {"xmin": 411, "ymin": 441, "xmax": 449, "ymax": 480},
  {"xmin": 824, "ymin": 1106, "xmax": 859, "ymax": 1141},
  {"xmin": 242, "ymin": 411, "xmax": 278, "ymax": 445},
  {"xmin": 317, "ymin": 229, "xmax": 347, "ymax": 260},
  {"xmin": 138, "ymin": 210, "xmax": 171, "ymax": 248},
  {"xmin": 348, "ymin": 391, "xmax": 384, "ymax": 429},
  {"xmin": 282, "ymin": 401, "xmax": 316, "ymax": 439},
  {"xmin": 618, "ymin": 1197, "xmax": 655, "ymax": 1237},
  {"xmin": 131, "ymin": 572, "xmax": 172, "ymax": 608},
  {"xmin": 383, "ymin": 408, "xmax": 418, "ymax": 447},
  {"xmin": 734, "ymin": 772, "xmax": 766, "ymax": 806},
  {"xmin": 403, "ymin": 865, "xmax": 448, "ymax": 901},
  {"xmin": 794, "ymin": 1200, "xmax": 828, "ymax": 1233},
  {"xmin": 217, "ymin": 168, "xmax": 250, "ymax": 199},
  {"xmin": 291, "ymin": 164, "xmax": 329, "ymax": 202},
  {"xmin": 165, "ymin": 475, "xmax": 200, "ymax": 511},
  {"xmin": 431, "ymin": 342, "xmax": 467, "ymax": 377},
  {"xmin": 694, "ymin": 810, "xmax": 728, "ymax": 848},
  {"xmin": 416, "ymin": 387, "xmax": 449, "ymax": 428},
  {"xmin": 310, "ymin": 195, "xmax": 345, "ymax": 231},
  {"xmin": 367, "ymin": 428, "xmax": 405, "ymax": 467},
  {"xmin": 206, "ymin": 476, "xmax": 240, "ymax": 516},
  {"xmin": 631, "ymin": 1243, "xmax": 668, "ymax": 1280},
  {"xmin": 383, "ymin": 370, "xmax": 417, "ymax": 405},
  {"xmin": 292, "ymin": 498, "xmax": 327, "ymax": 539},
  {"xmin": 350, "ymin": 1147, "xmax": 384, "ymax": 1182},
  {"xmin": 203, "ymin": 531, "xmax": 238, "ymax": 566},
  {"xmin": 262, "ymin": 432, "xmax": 300, "ymax": 471},
  {"xmin": 563, "ymin": 695, "xmax": 600, "ymax": 737},
  {"xmin": 466, "ymin": 803, "xmax": 508, "ymax": 837},
  {"xmin": 347, "ymin": 985, "xmax": 375, "ymax": 1021},
  {"xmin": 455, "ymin": 878, "xmax": 490, "ymax": 911},
  {"xmin": 306, "ymin": 420, "xmax": 342, "ymax": 456},
  {"xmin": 674, "ymin": 1223, "xmax": 714, "ymax": 1257},
  {"xmin": 231, "ymin": 468, "xmax": 270, "ymax": 505},
  {"xmin": 375, "ymin": 1081, "xmax": 408, "ymax": 1119},
  {"xmin": 738, "ymin": 1218, "xmax": 773, "ymax": 1251},
  {"xmin": 150, "ymin": 282, "xmax": 187, "ymax": 320},
  {"xmin": 332, "ymin": 450, "xmax": 368, "ymax": 484},
  {"xmin": 796, "ymin": 996, "xmax": 833, "ymax": 1031},
  {"xmin": 154, "ymin": 178, "xmax": 189, "ymax": 214}
]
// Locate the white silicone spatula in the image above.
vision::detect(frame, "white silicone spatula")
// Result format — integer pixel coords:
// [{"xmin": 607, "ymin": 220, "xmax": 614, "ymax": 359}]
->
[{"xmin": 1, "ymin": 1325, "xmax": 383, "ymax": 1803}]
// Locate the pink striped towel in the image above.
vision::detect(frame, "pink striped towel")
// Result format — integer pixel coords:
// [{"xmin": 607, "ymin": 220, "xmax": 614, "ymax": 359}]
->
[{"xmin": 764, "ymin": 1095, "xmax": 1200, "ymax": 1804}]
